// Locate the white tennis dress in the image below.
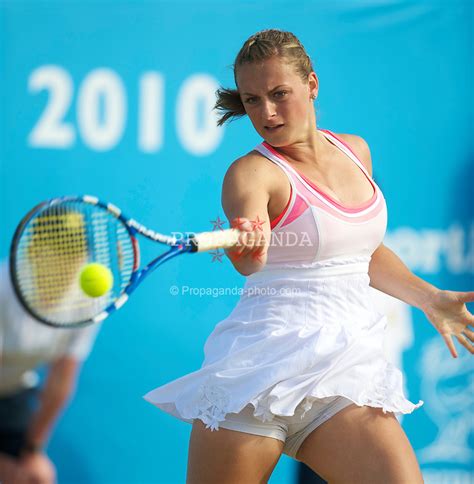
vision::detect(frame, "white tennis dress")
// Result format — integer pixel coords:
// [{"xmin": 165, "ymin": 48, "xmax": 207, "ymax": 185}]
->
[{"xmin": 144, "ymin": 129, "xmax": 424, "ymax": 431}]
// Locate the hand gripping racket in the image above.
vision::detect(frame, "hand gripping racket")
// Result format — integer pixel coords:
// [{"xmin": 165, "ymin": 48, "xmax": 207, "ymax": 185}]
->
[{"xmin": 10, "ymin": 195, "xmax": 241, "ymax": 328}]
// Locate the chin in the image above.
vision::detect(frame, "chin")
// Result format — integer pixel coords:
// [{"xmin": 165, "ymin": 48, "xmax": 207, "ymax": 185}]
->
[
  {"xmin": 260, "ymin": 130, "xmax": 292, "ymax": 147},
  {"xmin": 262, "ymin": 135, "xmax": 294, "ymax": 148}
]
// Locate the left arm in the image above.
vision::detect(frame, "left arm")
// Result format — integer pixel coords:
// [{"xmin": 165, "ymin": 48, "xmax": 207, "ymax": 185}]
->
[
  {"xmin": 23, "ymin": 356, "xmax": 80, "ymax": 452},
  {"xmin": 369, "ymin": 243, "xmax": 474, "ymax": 358},
  {"xmin": 369, "ymin": 243, "xmax": 438, "ymax": 311},
  {"xmin": 19, "ymin": 356, "xmax": 81, "ymax": 483},
  {"xmin": 341, "ymin": 133, "xmax": 474, "ymax": 359}
]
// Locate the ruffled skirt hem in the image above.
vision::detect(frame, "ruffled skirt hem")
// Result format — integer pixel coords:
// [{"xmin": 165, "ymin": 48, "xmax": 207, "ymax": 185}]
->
[
  {"xmin": 143, "ymin": 357, "xmax": 424, "ymax": 432},
  {"xmin": 144, "ymin": 391, "xmax": 423, "ymax": 433}
]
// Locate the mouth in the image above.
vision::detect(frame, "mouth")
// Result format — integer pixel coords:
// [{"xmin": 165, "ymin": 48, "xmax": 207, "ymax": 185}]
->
[{"xmin": 264, "ymin": 124, "xmax": 284, "ymax": 132}]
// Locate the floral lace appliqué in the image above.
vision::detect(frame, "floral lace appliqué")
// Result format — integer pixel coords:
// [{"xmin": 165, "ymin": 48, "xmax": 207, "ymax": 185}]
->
[
  {"xmin": 300, "ymin": 399, "xmax": 314, "ymax": 419},
  {"xmin": 253, "ymin": 399, "xmax": 276, "ymax": 423},
  {"xmin": 196, "ymin": 379, "xmax": 230, "ymax": 431}
]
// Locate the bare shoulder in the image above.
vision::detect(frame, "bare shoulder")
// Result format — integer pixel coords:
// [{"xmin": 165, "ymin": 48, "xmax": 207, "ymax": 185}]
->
[
  {"xmin": 222, "ymin": 150, "xmax": 283, "ymax": 194},
  {"xmin": 221, "ymin": 150, "xmax": 287, "ymax": 234},
  {"xmin": 336, "ymin": 133, "xmax": 373, "ymax": 177}
]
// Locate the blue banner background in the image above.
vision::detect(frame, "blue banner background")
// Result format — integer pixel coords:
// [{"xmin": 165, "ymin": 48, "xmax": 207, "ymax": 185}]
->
[{"xmin": 1, "ymin": 1, "xmax": 472, "ymax": 482}]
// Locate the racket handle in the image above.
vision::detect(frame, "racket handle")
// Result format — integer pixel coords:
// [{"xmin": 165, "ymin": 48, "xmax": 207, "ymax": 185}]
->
[{"xmin": 190, "ymin": 228, "xmax": 241, "ymax": 252}]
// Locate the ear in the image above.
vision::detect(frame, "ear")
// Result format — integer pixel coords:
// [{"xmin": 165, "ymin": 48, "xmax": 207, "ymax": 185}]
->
[{"xmin": 308, "ymin": 71, "xmax": 319, "ymax": 100}]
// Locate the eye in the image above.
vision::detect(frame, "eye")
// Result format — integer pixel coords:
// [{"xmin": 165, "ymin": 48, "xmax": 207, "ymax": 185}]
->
[
  {"xmin": 273, "ymin": 90, "xmax": 288, "ymax": 99},
  {"xmin": 244, "ymin": 96, "xmax": 258, "ymax": 105}
]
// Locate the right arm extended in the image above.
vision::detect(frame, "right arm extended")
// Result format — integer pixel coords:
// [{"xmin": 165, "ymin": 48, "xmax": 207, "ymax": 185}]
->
[{"xmin": 221, "ymin": 154, "xmax": 273, "ymax": 276}]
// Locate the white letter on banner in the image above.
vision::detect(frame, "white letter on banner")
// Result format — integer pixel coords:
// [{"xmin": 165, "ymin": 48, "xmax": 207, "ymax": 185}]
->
[
  {"xmin": 176, "ymin": 74, "xmax": 224, "ymax": 156},
  {"xmin": 77, "ymin": 69, "xmax": 126, "ymax": 151},
  {"xmin": 138, "ymin": 72, "xmax": 164, "ymax": 153},
  {"xmin": 28, "ymin": 65, "xmax": 75, "ymax": 148}
]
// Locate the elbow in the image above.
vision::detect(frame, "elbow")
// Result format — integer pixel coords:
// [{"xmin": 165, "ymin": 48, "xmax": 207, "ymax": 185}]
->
[
  {"xmin": 237, "ymin": 266, "xmax": 262, "ymax": 277},
  {"xmin": 228, "ymin": 253, "xmax": 268, "ymax": 277}
]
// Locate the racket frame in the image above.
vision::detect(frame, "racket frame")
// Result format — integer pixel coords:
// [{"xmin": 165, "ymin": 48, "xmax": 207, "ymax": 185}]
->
[{"xmin": 10, "ymin": 195, "xmax": 198, "ymax": 328}]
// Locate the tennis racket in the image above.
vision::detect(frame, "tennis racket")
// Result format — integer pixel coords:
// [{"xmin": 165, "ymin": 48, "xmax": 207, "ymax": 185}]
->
[{"xmin": 10, "ymin": 195, "xmax": 241, "ymax": 328}]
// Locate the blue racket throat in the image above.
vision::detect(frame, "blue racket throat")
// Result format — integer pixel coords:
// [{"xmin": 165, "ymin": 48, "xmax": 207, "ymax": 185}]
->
[{"xmin": 10, "ymin": 195, "xmax": 240, "ymax": 328}]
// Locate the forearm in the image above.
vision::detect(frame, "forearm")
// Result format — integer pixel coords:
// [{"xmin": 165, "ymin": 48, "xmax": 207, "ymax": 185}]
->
[
  {"xmin": 25, "ymin": 384, "xmax": 73, "ymax": 449},
  {"xmin": 24, "ymin": 358, "xmax": 79, "ymax": 449},
  {"xmin": 369, "ymin": 243, "xmax": 439, "ymax": 311}
]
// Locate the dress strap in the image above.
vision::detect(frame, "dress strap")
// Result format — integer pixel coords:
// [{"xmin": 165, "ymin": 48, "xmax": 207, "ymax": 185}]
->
[
  {"xmin": 254, "ymin": 143, "xmax": 312, "ymax": 207},
  {"xmin": 319, "ymin": 129, "xmax": 373, "ymax": 180}
]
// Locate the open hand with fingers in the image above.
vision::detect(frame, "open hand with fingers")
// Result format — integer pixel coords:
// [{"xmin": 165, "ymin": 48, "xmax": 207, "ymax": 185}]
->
[{"xmin": 422, "ymin": 290, "xmax": 474, "ymax": 358}]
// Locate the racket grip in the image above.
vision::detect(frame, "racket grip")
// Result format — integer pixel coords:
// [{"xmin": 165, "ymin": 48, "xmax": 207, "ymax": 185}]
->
[{"xmin": 191, "ymin": 228, "xmax": 241, "ymax": 252}]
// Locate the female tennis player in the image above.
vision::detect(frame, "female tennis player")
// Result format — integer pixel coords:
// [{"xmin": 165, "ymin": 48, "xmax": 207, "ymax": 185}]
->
[{"xmin": 144, "ymin": 29, "xmax": 474, "ymax": 483}]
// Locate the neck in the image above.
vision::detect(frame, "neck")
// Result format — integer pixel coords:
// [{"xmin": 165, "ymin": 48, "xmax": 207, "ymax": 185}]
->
[{"xmin": 273, "ymin": 127, "xmax": 330, "ymax": 167}]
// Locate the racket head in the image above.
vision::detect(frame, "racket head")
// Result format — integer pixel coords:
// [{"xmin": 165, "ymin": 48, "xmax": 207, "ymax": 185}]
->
[{"xmin": 10, "ymin": 196, "xmax": 138, "ymax": 328}]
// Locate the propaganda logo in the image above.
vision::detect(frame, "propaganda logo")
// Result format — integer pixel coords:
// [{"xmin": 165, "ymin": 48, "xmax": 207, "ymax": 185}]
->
[
  {"xmin": 207, "ymin": 214, "xmax": 314, "ymax": 264},
  {"xmin": 208, "ymin": 215, "xmax": 267, "ymax": 264}
]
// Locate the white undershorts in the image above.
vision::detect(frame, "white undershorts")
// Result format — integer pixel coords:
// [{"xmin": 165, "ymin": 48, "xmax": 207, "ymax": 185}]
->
[{"xmin": 215, "ymin": 395, "xmax": 356, "ymax": 459}]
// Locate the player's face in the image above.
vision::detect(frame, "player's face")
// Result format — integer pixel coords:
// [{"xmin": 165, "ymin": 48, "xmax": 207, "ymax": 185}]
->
[{"xmin": 236, "ymin": 56, "xmax": 318, "ymax": 147}]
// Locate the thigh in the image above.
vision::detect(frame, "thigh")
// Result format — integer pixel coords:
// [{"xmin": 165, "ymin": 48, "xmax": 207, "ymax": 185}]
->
[
  {"xmin": 186, "ymin": 419, "xmax": 284, "ymax": 484},
  {"xmin": 295, "ymin": 404, "xmax": 423, "ymax": 484}
]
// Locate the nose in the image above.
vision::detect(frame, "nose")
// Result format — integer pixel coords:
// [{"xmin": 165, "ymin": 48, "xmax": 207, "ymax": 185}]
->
[{"xmin": 261, "ymin": 99, "xmax": 277, "ymax": 121}]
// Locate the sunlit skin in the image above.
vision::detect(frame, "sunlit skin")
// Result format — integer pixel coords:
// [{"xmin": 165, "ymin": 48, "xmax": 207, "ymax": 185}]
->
[
  {"xmin": 237, "ymin": 57, "xmax": 319, "ymax": 148},
  {"xmin": 236, "ymin": 58, "xmax": 375, "ymax": 206}
]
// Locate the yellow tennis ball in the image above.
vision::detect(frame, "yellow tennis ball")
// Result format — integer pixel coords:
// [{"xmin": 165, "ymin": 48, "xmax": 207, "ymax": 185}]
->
[{"xmin": 79, "ymin": 263, "xmax": 113, "ymax": 298}]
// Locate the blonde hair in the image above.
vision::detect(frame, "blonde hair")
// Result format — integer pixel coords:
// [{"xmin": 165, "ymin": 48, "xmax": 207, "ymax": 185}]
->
[{"xmin": 215, "ymin": 29, "xmax": 314, "ymax": 127}]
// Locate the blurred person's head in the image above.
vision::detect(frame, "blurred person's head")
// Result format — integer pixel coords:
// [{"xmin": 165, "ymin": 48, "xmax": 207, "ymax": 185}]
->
[
  {"xmin": 21, "ymin": 209, "xmax": 89, "ymax": 307},
  {"xmin": 215, "ymin": 29, "xmax": 318, "ymax": 146}
]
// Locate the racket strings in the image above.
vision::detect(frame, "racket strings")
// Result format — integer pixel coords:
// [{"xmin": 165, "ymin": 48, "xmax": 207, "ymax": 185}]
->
[
  {"xmin": 13, "ymin": 201, "xmax": 135, "ymax": 325},
  {"xmin": 18, "ymin": 209, "xmax": 88, "ymax": 305}
]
